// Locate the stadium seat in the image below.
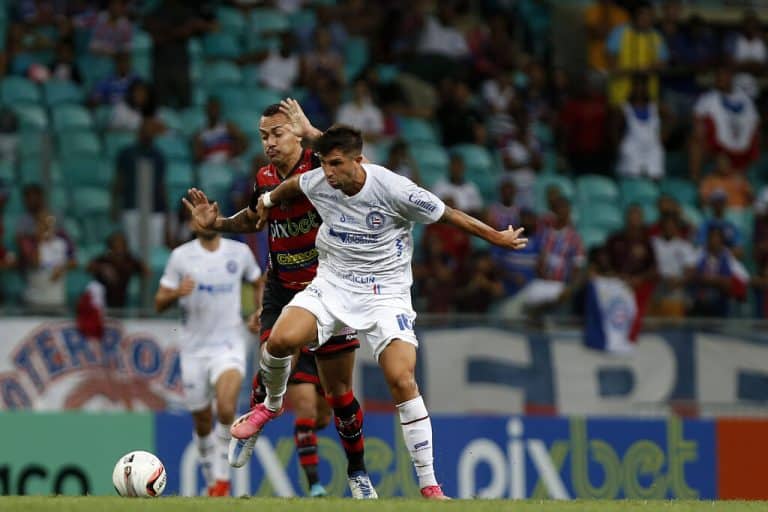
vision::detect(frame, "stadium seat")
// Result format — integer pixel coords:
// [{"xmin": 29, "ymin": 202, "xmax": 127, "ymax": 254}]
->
[
  {"xmin": 579, "ymin": 226, "xmax": 608, "ymax": 249},
  {"xmin": 216, "ymin": 6, "xmax": 247, "ymax": 37},
  {"xmin": 17, "ymin": 130, "xmax": 51, "ymax": 158},
  {"xmin": 157, "ymin": 107, "xmax": 183, "ymax": 133},
  {"xmin": 576, "ymin": 174, "xmax": 619, "ymax": 205},
  {"xmin": 57, "ymin": 131, "xmax": 102, "ymax": 159},
  {"xmin": 344, "ymin": 37, "xmax": 369, "ymax": 80},
  {"xmin": 104, "ymin": 132, "xmax": 136, "ymax": 159},
  {"xmin": 619, "ymin": 178, "xmax": 659, "ymax": 208},
  {"xmin": 249, "ymin": 8, "xmax": 290, "ymax": 34},
  {"xmin": 155, "ymin": 134, "xmax": 191, "ymax": 162},
  {"xmin": 72, "ymin": 187, "xmax": 111, "ymax": 216},
  {"xmin": 166, "ymin": 183, "xmax": 189, "ymax": 211},
  {"xmin": 681, "ymin": 204, "xmax": 703, "ymax": 229},
  {"xmin": 450, "ymin": 144, "xmax": 494, "ymax": 174},
  {"xmin": 131, "ymin": 29, "xmax": 153, "ymax": 52},
  {"xmin": 202, "ymin": 61, "xmax": 243, "ymax": 88},
  {"xmin": 1, "ymin": 76, "xmax": 40, "ymax": 105},
  {"xmin": 202, "ymin": 33, "xmax": 242, "ymax": 60},
  {"xmin": 398, "ymin": 117, "xmax": 439, "ymax": 145},
  {"xmin": 61, "ymin": 158, "xmax": 112, "ymax": 188},
  {"xmin": 412, "ymin": 143, "xmax": 449, "ymax": 170},
  {"xmin": 226, "ymin": 109, "xmax": 261, "ymax": 138},
  {"xmin": 49, "ymin": 185, "xmax": 68, "ymax": 212},
  {"xmin": 66, "ymin": 268, "xmax": 92, "ymax": 306},
  {"xmin": 166, "ymin": 162, "xmax": 195, "ymax": 188},
  {"xmin": 4, "ymin": 186, "xmax": 24, "ymax": 215},
  {"xmin": 659, "ymin": 178, "xmax": 698, "ymax": 207},
  {"xmin": 43, "ymin": 80, "xmax": 84, "ymax": 106},
  {"xmin": 150, "ymin": 246, "xmax": 171, "ymax": 273},
  {"xmin": 533, "ymin": 174, "xmax": 574, "ymax": 212},
  {"xmin": 288, "ymin": 9, "xmax": 317, "ymax": 32},
  {"xmin": 77, "ymin": 54, "xmax": 113, "ymax": 89},
  {"xmin": 132, "ymin": 51, "xmax": 152, "ymax": 81},
  {"xmin": 199, "ymin": 162, "xmax": 235, "ymax": 204},
  {"xmin": 61, "ymin": 216, "xmax": 83, "ymax": 244},
  {"xmin": 18, "ymin": 157, "xmax": 63, "ymax": 185},
  {"xmin": 51, "ymin": 104, "xmax": 93, "ymax": 131},
  {"xmin": 577, "ymin": 201, "xmax": 623, "ymax": 233},
  {"xmin": 179, "ymin": 107, "xmax": 206, "ymax": 138},
  {"xmin": 0, "ymin": 159, "xmax": 13, "ymax": 181},
  {"xmin": 0, "ymin": 270, "xmax": 25, "ymax": 303},
  {"xmin": 12, "ymin": 105, "xmax": 48, "ymax": 130}
]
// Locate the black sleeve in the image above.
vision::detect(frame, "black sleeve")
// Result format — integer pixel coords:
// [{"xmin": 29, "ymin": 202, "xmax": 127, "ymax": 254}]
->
[{"xmin": 248, "ymin": 182, "xmax": 260, "ymax": 212}]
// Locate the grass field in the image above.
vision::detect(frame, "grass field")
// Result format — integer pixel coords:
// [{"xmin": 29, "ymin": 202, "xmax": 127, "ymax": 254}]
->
[{"xmin": 1, "ymin": 497, "xmax": 767, "ymax": 512}]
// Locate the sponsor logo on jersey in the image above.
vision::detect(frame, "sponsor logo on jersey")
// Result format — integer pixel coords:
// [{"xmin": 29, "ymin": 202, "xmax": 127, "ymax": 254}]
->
[
  {"xmin": 275, "ymin": 248, "xmax": 319, "ymax": 269},
  {"xmin": 269, "ymin": 211, "xmax": 321, "ymax": 239},
  {"xmin": 339, "ymin": 213, "xmax": 359, "ymax": 225},
  {"xmin": 328, "ymin": 228, "xmax": 380, "ymax": 244},
  {"xmin": 408, "ymin": 192, "xmax": 438, "ymax": 213},
  {"xmin": 226, "ymin": 260, "xmax": 238, "ymax": 274},
  {"xmin": 317, "ymin": 192, "xmax": 336, "ymax": 200},
  {"xmin": 366, "ymin": 211, "xmax": 386, "ymax": 230},
  {"xmin": 196, "ymin": 283, "xmax": 235, "ymax": 294},
  {"xmin": 337, "ymin": 271, "xmax": 377, "ymax": 285}
]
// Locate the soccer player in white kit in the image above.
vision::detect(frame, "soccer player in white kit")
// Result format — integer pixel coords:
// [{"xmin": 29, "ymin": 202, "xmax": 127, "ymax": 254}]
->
[
  {"xmin": 186, "ymin": 125, "xmax": 527, "ymax": 499},
  {"xmin": 155, "ymin": 225, "xmax": 263, "ymax": 497}
]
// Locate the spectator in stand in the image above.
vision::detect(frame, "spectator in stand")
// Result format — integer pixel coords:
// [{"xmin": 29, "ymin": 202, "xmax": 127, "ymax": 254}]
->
[
  {"xmin": 90, "ymin": 53, "xmax": 140, "ymax": 105},
  {"xmin": 18, "ymin": 214, "xmax": 76, "ymax": 310},
  {"xmin": 456, "ymin": 251, "xmax": 505, "ymax": 313},
  {"xmin": 468, "ymin": 14, "xmax": 517, "ymax": 79},
  {"xmin": 699, "ymin": 154, "xmax": 753, "ymax": 209},
  {"xmin": 491, "ymin": 207, "xmax": 541, "ymax": 298},
  {"xmin": 651, "ymin": 214, "xmax": 696, "ymax": 317},
  {"xmin": 49, "ymin": 39, "xmax": 82, "ymax": 84},
  {"xmin": 605, "ymin": 204, "xmax": 657, "ymax": 337},
  {"xmin": 696, "ymin": 190, "xmax": 743, "ymax": 258},
  {"xmin": 145, "ymin": 0, "xmax": 215, "ymax": 108},
  {"xmin": 0, "ymin": 186, "xmax": 15, "ymax": 273},
  {"xmin": 257, "ymin": 31, "xmax": 300, "ymax": 93},
  {"xmin": 193, "ymin": 97, "xmax": 248, "ymax": 165},
  {"xmin": 412, "ymin": 0, "xmax": 470, "ymax": 83},
  {"xmin": 584, "ymin": 0, "xmax": 629, "ymax": 73},
  {"xmin": 751, "ymin": 189, "xmax": 768, "ymax": 316},
  {"xmin": 686, "ymin": 226, "xmax": 748, "ymax": 317},
  {"xmin": 727, "ymin": 10, "xmax": 766, "ymax": 99},
  {"xmin": 109, "ymin": 80, "xmax": 161, "ymax": 132},
  {"xmin": 606, "ymin": 1, "xmax": 668, "ymax": 106},
  {"xmin": 89, "ymin": 0, "xmax": 134, "ymax": 56},
  {"xmin": 500, "ymin": 110, "xmax": 542, "ymax": 209},
  {"xmin": 113, "ymin": 120, "xmax": 168, "ymax": 254},
  {"xmin": 486, "ymin": 177, "xmax": 519, "ymax": 231},
  {"xmin": 301, "ymin": 74, "xmax": 342, "ymax": 131},
  {"xmin": 413, "ymin": 228, "xmax": 459, "ymax": 313},
  {"xmin": 421, "ymin": 194, "xmax": 471, "ymax": 277},
  {"xmin": 386, "ymin": 139, "xmax": 421, "ymax": 185},
  {"xmin": 614, "ymin": 74, "xmax": 667, "ymax": 181},
  {"xmin": 16, "ymin": 184, "xmax": 70, "ymax": 240},
  {"xmin": 336, "ymin": 78, "xmax": 385, "ymax": 158},
  {"xmin": 648, "ymin": 195, "xmax": 692, "ymax": 239},
  {"xmin": 558, "ymin": 72, "xmax": 610, "ymax": 176},
  {"xmin": 482, "ymin": 71, "xmax": 516, "ymax": 134},
  {"xmin": 690, "ymin": 66, "xmax": 759, "ymax": 180},
  {"xmin": 87, "ymin": 232, "xmax": 148, "ymax": 308},
  {"xmin": 432, "ymin": 154, "xmax": 483, "ymax": 216},
  {"xmin": 302, "ymin": 26, "xmax": 345, "ymax": 86},
  {"xmin": 436, "ymin": 79, "xmax": 486, "ymax": 147},
  {"xmin": 537, "ymin": 185, "xmax": 563, "ymax": 230}
]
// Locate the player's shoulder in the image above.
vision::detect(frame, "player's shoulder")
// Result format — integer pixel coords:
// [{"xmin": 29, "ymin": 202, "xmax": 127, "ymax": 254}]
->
[
  {"xmin": 256, "ymin": 163, "xmax": 277, "ymax": 184},
  {"xmin": 364, "ymin": 163, "xmax": 412, "ymax": 187},
  {"xmin": 221, "ymin": 237, "xmax": 251, "ymax": 254},
  {"xmin": 169, "ymin": 239, "xmax": 198, "ymax": 259}
]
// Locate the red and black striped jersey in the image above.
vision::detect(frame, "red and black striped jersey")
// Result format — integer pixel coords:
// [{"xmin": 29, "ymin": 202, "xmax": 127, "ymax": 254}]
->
[{"xmin": 252, "ymin": 148, "xmax": 322, "ymax": 290}]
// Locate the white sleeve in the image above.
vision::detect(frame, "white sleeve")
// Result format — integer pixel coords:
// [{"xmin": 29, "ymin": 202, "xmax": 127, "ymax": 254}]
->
[
  {"xmin": 159, "ymin": 250, "xmax": 182, "ymax": 289},
  {"xmin": 392, "ymin": 174, "xmax": 446, "ymax": 224},
  {"xmin": 298, "ymin": 168, "xmax": 322, "ymax": 196},
  {"xmin": 693, "ymin": 94, "xmax": 710, "ymax": 118},
  {"xmin": 242, "ymin": 246, "xmax": 262, "ymax": 282}
]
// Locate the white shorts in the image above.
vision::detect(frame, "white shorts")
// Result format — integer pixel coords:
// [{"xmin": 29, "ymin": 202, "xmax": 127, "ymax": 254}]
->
[
  {"xmin": 287, "ymin": 276, "xmax": 418, "ymax": 360},
  {"xmin": 180, "ymin": 343, "xmax": 245, "ymax": 412}
]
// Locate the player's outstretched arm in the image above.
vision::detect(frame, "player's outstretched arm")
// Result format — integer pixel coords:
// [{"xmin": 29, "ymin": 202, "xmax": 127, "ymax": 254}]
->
[
  {"xmin": 254, "ymin": 175, "xmax": 303, "ymax": 230},
  {"xmin": 440, "ymin": 206, "xmax": 528, "ymax": 250},
  {"xmin": 183, "ymin": 188, "xmax": 261, "ymax": 233}
]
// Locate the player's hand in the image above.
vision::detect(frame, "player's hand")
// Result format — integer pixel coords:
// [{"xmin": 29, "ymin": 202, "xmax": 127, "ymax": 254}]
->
[
  {"xmin": 279, "ymin": 98, "xmax": 314, "ymax": 139},
  {"xmin": 183, "ymin": 188, "xmax": 219, "ymax": 229},
  {"xmin": 254, "ymin": 195, "xmax": 269, "ymax": 230},
  {"xmin": 496, "ymin": 226, "xmax": 528, "ymax": 250},
  {"xmin": 177, "ymin": 276, "xmax": 196, "ymax": 297},
  {"xmin": 247, "ymin": 310, "xmax": 261, "ymax": 334}
]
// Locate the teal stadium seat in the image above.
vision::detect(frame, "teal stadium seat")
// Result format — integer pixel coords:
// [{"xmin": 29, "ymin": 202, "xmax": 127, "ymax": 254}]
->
[
  {"xmin": 288, "ymin": 9, "xmax": 317, "ymax": 32},
  {"xmin": 681, "ymin": 204, "xmax": 703, "ymax": 229},
  {"xmin": 17, "ymin": 130, "xmax": 50, "ymax": 158},
  {"xmin": 619, "ymin": 178, "xmax": 659, "ymax": 208},
  {"xmin": 199, "ymin": 163, "xmax": 235, "ymax": 204},
  {"xmin": 579, "ymin": 226, "xmax": 609, "ymax": 249},
  {"xmin": 412, "ymin": 144, "xmax": 449, "ymax": 189},
  {"xmin": 534, "ymin": 174, "xmax": 574, "ymax": 212},
  {"xmin": 4, "ymin": 186, "xmax": 24, "ymax": 215},
  {"xmin": 104, "ymin": 132, "xmax": 136, "ymax": 159},
  {"xmin": 202, "ymin": 61, "xmax": 243, "ymax": 88},
  {"xmin": 0, "ymin": 160, "xmax": 13, "ymax": 181},
  {"xmin": 344, "ymin": 37, "xmax": 368, "ymax": 80},
  {"xmin": 227, "ymin": 109, "xmax": 260, "ymax": 138},
  {"xmin": 578, "ymin": 201, "xmax": 623, "ymax": 233},
  {"xmin": 576, "ymin": 174, "xmax": 619, "ymax": 205},
  {"xmin": 66, "ymin": 268, "xmax": 92, "ymax": 306},
  {"xmin": 202, "ymin": 33, "xmax": 242, "ymax": 60},
  {"xmin": 58, "ymin": 131, "xmax": 102, "ymax": 159},
  {"xmin": 1, "ymin": 270, "xmax": 25, "ymax": 302},
  {"xmin": 61, "ymin": 217, "xmax": 83, "ymax": 245},
  {"xmin": 131, "ymin": 51, "xmax": 151, "ymax": 81},
  {"xmin": 131, "ymin": 29, "xmax": 153, "ymax": 52},
  {"xmin": 399, "ymin": 117, "xmax": 439, "ymax": 145},
  {"xmin": 52, "ymin": 104, "xmax": 93, "ymax": 131},
  {"xmin": 1, "ymin": 76, "xmax": 40, "ymax": 105},
  {"xmin": 49, "ymin": 185, "xmax": 68, "ymax": 212},
  {"xmin": 179, "ymin": 107, "xmax": 206, "ymax": 138},
  {"xmin": 157, "ymin": 108, "xmax": 183, "ymax": 133},
  {"xmin": 12, "ymin": 105, "xmax": 47, "ymax": 130},
  {"xmin": 61, "ymin": 158, "xmax": 112, "ymax": 188},
  {"xmin": 150, "ymin": 246, "xmax": 171, "ymax": 273},
  {"xmin": 166, "ymin": 162, "xmax": 194, "ymax": 189},
  {"xmin": 216, "ymin": 7, "xmax": 247, "ymax": 37},
  {"xmin": 155, "ymin": 134, "xmax": 191, "ymax": 162},
  {"xmin": 450, "ymin": 144, "xmax": 493, "ymax": 174},
  {"xmin": 19, "ymin": 158, "xmax": 63, "ymax": 185},
  {"xmin": 77, "ymin": 55, "xmax": 113, "ymax": 89},
  {"xmin": 43, "ymin": 80, "xmax": 84, "ymax": 106},
  {"xmin": 250, "ymin": 8, "xmax": 290, "ymax": 34},
  {"xmin": 659, "ymin": 178, "xmax": 698, "ymax": 207}
]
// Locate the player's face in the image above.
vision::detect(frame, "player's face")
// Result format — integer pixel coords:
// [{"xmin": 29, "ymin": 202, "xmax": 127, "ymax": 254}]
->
[
  {"xmin": 318, "ymin": 149, "xmax": 362, "ymax": 190},
  {"xmin": 259, "ymin": 113, "xmax": 301, "ymax": 166}
]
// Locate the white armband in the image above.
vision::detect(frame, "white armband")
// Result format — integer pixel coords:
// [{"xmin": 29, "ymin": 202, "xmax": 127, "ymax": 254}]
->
[{"xmin": 262, "ymin": 191, "xmax": 274, "ymax": 208}]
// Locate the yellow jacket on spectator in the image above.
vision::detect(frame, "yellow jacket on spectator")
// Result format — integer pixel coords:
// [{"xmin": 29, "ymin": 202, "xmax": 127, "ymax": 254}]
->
[{"xmin": 607, "ymin": 24, "xmax": 668, "ymax": 105}]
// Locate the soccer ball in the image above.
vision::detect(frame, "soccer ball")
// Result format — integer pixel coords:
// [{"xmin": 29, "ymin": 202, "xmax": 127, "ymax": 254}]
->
[{"xmin": 112, "ymin": 450, "xmax": 167, "ymax": 497}]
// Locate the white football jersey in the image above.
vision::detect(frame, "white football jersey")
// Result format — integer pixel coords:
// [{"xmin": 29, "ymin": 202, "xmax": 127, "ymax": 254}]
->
[
  {"xmin": 299, "ymin": 163, "xmax": 445, "ymax": 295},
  {"xmin": 160, "ymin": 238, "xmax": 261, "ymax": 354}
]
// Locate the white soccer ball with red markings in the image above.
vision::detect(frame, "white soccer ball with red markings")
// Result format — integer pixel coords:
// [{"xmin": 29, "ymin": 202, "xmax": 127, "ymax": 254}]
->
[{"xmin": 112, "ymin": 450, "xmax": 167, "ymax": 497}]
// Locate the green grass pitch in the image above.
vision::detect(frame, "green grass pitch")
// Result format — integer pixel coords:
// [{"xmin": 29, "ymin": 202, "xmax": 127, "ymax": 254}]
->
[{"xmin": 1, "ymin": 497, "xmax": 767, "ymax": 512}]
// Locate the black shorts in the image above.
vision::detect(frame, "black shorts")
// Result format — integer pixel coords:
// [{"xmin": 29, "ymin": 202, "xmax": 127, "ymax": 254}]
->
[{"xmin": 260, "ymin": 278, "xmax": 359, "ymax": 387}]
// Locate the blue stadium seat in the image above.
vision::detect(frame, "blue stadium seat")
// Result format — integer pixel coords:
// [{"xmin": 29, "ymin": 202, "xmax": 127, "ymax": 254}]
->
[
  {"xmin": 155, "ymin": 134, "xmax": 191, "ymax": 162},
  {"xmin": 576, "ymin": 174, "xmax": 619, "ymax": 205},
  {"xmin": 1, "ymin": 76, "xmax": 40, "ymax": 104},
  {"xmin": 202, "ymin": 33, "xmax": 242, "ymax": 60},
  {"xmin": 12, "ymin": 105, "xmax": 48, "ymax": 130},
  {"xmin": 398, "ymin": 117, "xmax": 439, "ymax": 145},
  {"xmin": 52, "ymin": 104, "xmax": 93, "ymax": 131},
  {"xmin": 43, "ymin": 80, "xmax": 84, "ymax": 106}
]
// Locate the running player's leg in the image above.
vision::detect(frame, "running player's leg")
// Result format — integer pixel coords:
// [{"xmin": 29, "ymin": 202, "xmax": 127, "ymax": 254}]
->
[
  {"xmin": 182, "ymin": 354, "xmax": 218, "ymax": 493},
  {"xmin": 191, "ymin": 406, "xmax": 217, "ymax": 492},
  {"xmin": 209, "ymin": 368, "xmax": 242, "ymax": 496},
  {"xmin": 286, "ymin": 380, "xmax": 326, "ymax": 497},
  {"xmin": 378, "ymin": 340, "xmax": 445, "ymax": 499}
]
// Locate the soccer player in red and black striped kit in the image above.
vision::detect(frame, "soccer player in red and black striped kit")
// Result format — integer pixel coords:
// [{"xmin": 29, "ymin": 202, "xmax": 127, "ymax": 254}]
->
[{"xmin": 211, "ymin": 100, "xmax": 375, "ymax": 498}]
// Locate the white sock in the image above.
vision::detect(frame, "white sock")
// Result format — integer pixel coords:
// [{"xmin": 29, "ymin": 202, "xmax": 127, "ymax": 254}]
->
[
  {"xmin": 397, "ymin": 395, "xmax": 438, "ymax": 488},
  {"xmin": 213, "ymin": 422, "xmax": 232, "ymax": 482},
  {"xmin": 195, "ymin": 431, "xmax": 216, "ymax": 487},
  {"xmin": 260, "ymin": 346, "xmax": 292, "ymax": 412}
]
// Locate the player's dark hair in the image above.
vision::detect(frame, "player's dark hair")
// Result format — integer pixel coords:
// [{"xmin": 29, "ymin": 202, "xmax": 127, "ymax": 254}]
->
[
  {"xmin": 261, "ymin": 103, "xmax": 282, "ymax": 117},
  {"xmin": 315, "ymin": 124, "xmax": 363, "ymax": 157}
]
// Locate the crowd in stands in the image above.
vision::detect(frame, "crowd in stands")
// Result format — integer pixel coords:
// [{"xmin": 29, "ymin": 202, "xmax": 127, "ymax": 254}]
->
[{"xmin": 0, "ymin": 0, "xmax": 768, "ymax": 324}]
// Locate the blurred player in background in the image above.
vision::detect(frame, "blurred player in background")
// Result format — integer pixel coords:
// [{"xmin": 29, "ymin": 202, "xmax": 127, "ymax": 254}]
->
[
  {"xmin": 155, "ymin": 223, "xmax": 263, "ymax": 497},
  {"xmin": 188, "ymin": 100, "xmax": 375, "ymax": 498}
]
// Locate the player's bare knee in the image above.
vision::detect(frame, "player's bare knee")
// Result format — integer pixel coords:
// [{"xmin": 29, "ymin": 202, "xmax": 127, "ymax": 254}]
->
[
  {"xmin": 217, "ymin": 404, "xmax": 236, "ymax": 425},
  {"xmin": 387, "ymin": 371, "xmax": 418, "ymax": 399},
  {"xmin": 266, "ymin": 331, "xmax": 300, "ymax": 357},
  {"xmin": 192, "ymin": 409, "xmax": 213, "ymax": 435}
]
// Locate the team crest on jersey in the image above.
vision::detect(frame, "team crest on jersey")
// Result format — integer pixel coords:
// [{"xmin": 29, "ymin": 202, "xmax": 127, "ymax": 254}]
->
[
  {"xmin": 366, "ymin": 211, "xmax": 385, "ymax": 230},
  {"xmin": 226, "ymin": 260, "xmax": 238, "ymax": 274}
]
